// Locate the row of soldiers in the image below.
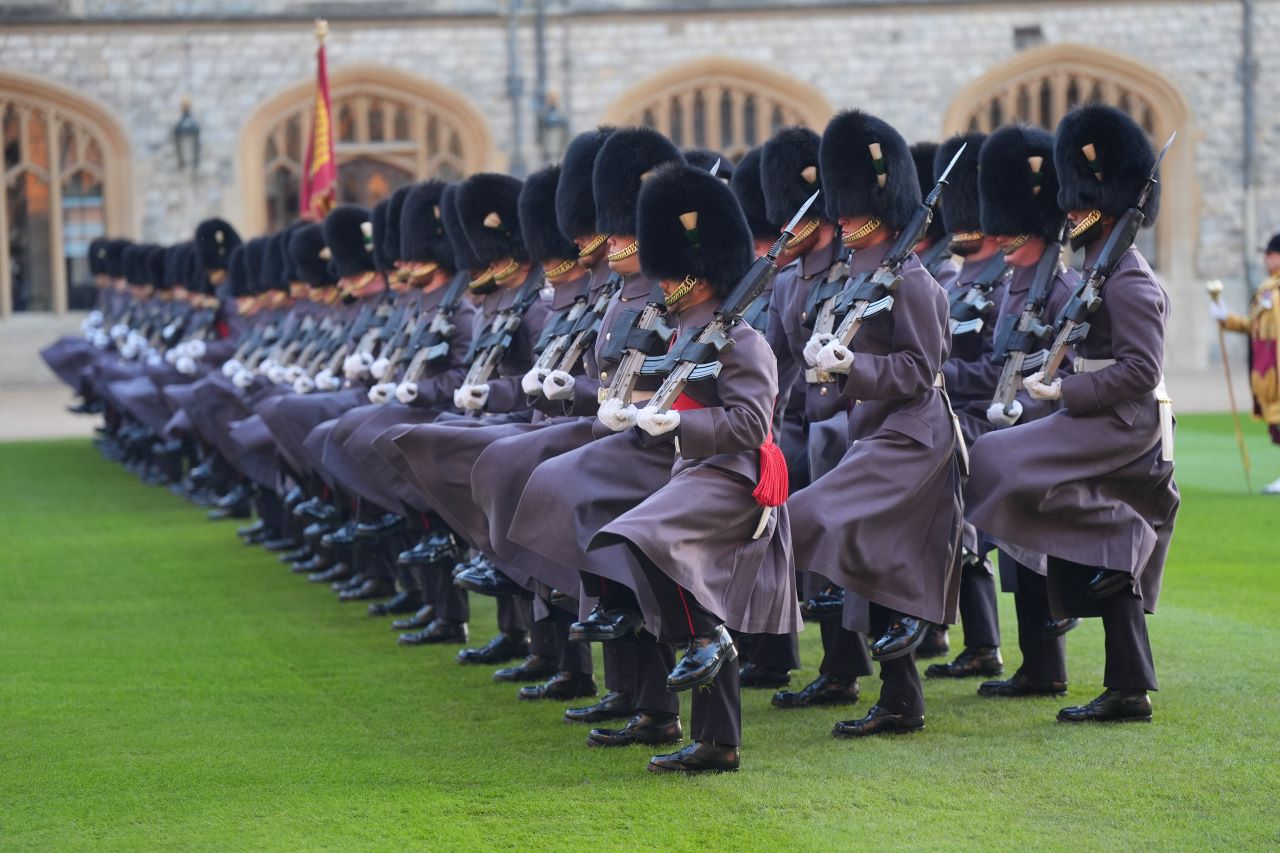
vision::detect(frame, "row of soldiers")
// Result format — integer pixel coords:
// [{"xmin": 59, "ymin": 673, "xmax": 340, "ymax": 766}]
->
[{"xmin": 44, "ymin": 101, "xmax": 1179, "ymax": 774}]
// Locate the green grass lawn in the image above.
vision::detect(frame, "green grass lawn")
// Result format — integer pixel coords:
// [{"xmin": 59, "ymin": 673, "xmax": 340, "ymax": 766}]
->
[{"xmin": 1, "ymin": 414, "xmax": 1277, "ymax": 850}]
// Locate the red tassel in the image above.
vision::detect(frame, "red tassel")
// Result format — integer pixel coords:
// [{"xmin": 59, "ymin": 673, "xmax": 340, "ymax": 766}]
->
[{"xmin": 753, "ymin": 429, "xmax": 789, "ymax": 508}]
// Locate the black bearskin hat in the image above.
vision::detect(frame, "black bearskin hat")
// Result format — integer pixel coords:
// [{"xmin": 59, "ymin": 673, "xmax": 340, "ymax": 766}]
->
[
  {"xmin": 240, "ymin": 237, "xmax": 268, "ymax": 294},
  {"xmin": 683, "ymin": 147, "xmax": 735, "ymax": 183},
  {"xmin": 384, "ymin": 185, "xmax": 412, "ymax": 265},
  {"xmin": 163, "ymin": 243, "xmax": 190, "ymax": 288},
  {"xmin": 1265, "ymin": 233, "xmax": 1280, "ymax": 255},
  {"xmin": 762, "ymin": 126, "xmax": 823, "ymax": 228},
  {"xmin": 457, "ymin": 173, "xmax": 527, "ymax": 266},
  {"xmin": 226, "ymin": 245, "xmax": 249, "ymax": 298},
  {"xmin": 935, "ymin": 132, "xmax": 986, "ymax": 237},
  {"xmin": 194, "ymin": 218, "xmax": 242, "ymax": 272},
  {"xmin": 820, "ymin": 110, "xmax": 920, "ymax": 230},
  {"xmin": 261, "ymin": 232, "xmax": 291, "ymax": 292},
  {"xmin": 593, "ymin": 127, "xmax": 684, "ymax": 237},
  {"xmin": 980, "ymin": 125, "xmax": 1065, "ymax": 242},
  {"xmin": 122, "ymin": 244, "xmax": 146, "ymax": 285},
  {"xmin": 105, "ymin": 239, "xmax": 132, "ymax": 279},
  {"xmin": 911, "ymin": 142, "xmax": 947, "ymax": 244},
  {"xmin": 520, "ymin": 165, "xmax": 579, "ymax": 265},
  {"xmin": 289, "ymin": 223, "xmax": 336, "ymax": 288},
  {"xmin": 1055, "ymin": 104, "xmax": 1160, "ymax": 225},
  {"xmin": 730, "ymin": 147, "xmax": 778, "ymax": 241},
  {"xmin": 637, "ymin": 163, "xmax": 753, "ymax": 297},
  {"xmin": 87, "ymin": 238, "xmax": 110, "ymax": 276},
  {"xmin": 370, "ymin": 199, "xmax": 392, "ymax": 274},
  {"xmin": 441, "ymin": 184, "xmax": 479, "ymax": 272},
  {"xmin": 322, "ymin": 205, "xmax": 376, "ymax": 279},
  {"xmin": 400, "ymin": 180, "xmax": 454, "ymax": 269},
  {"xmin": 556, "ymin": 127, "xmax": 614, "ymax": 243},
  {"xmin": 146, "ymin": 245, "xmax": 168, "ymax": 290}
]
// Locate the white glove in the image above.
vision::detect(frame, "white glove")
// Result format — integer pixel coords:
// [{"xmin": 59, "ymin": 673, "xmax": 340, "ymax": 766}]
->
[
  {"xmin": 543, "ymin": 370, "xmax": 575, "ymax": 401},
  {"xmin": 110, "ymin": 323, "xmax": 130, "ymax": 342},
  {"xmin": 127, "ymin": 330, "xmax": 147, "ymax": 351},
  {"xmin": 395, "ymin": 382, "xmax": 419, "ymax": 405},
  {"xmin": 164, "ymin": 347, "xmax": 181, "ymax": 364},
  {"xmin": 521, "ymin": 368, "xmax": 548, "ymax": 397},
  {"xmin": 120, "ymin": 341, "xmax": 139, "ymax": 360},
  {"xmin": 162, "ymin": 323, "xmax": 179, "ymax": 341},
  {"xmin": 315, "ymin": 369, "xmax": 342, "ymax": 392},
  {"xmin": 816, "ymin": 342, "xmax": 854, "ymax": 375},
  {"xmin": 1208, "ymin": 299, "xmax": 1229, "ymax": 322},
  {"xmin": 368, "ymin": 382, "xmax": 395, "ymax": 404},
  {"xmin": 1023, "ymin": 371, "xmax": 1062, "ymax": 401},
  {"xmin": 803, "ymin": 333, "xmax": 834, "ymax": 367},
  {"xmin": 257, "ymin": 358, "xmax": 276, "ymax": 376},
  {"xmin": 93, "ymin": 331, "xmax": 110, "ymax": 349},
  {"xmin": 986, "ymin": 400, "xmax": 1023, "ymax": 427},
  {"xmin": 185, "ymin": 339, "xmax": 206, "ymax": 360},
  {"xmin": 87, "ymin": 310, "xmax": 104, "ymax": 327},
  {"xmin": 175, "ymin": 355, "xmax": 197, "ymax": 375},
  {"xmin": 233, "ymin": 369, "xmax": 255, "ymax": 389},
  {"xmin": 455, "ymin": 383, "xmax": 489, "ymax": 411},
  {"xmin": 343, "ymin": 351, "xmax": 373, "ymax": 380},
  {"xmin": 597, "ymin": 397, "xmax": 639, "ymax": 432},
  {"xmin": 370, "ymin": 357, "xmax": 391, "ymax": 380},
  {"xmin": 293, "ymin": 375, "xmax": 316, "ymax": 394},
  {"xmin": 267, "ymin": 365, "xmax": 287, "ymax": 384},
  {"xmin": 147, "ymin": 352, "xmax": 164, "ymax": 368},
  {"xmin": 222, "ymin": 359, "xmax": 243, "ymax": 378},
  {"xmin": 284, "ymin": 365, "xmax": 305, "ymax": 384},
  {"xmin": 636, "ymin": 406, "xmax": 681, "ymax": 437}
]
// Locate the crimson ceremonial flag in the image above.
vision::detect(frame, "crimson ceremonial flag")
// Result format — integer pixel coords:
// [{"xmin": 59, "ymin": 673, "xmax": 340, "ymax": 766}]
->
[{"xmin": 300, "ymin": 21, "xmax": 337, "ymax": 220}]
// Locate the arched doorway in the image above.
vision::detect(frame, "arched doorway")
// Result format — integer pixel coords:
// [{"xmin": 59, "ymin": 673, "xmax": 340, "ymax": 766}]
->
[
  {"xmin": 599, "ymin": 57, "xmax": 833, "ymax": 161},
  {"xmin": 238, "ymin": 66, "xmax": 495, "ymax": 235},
  {"xmin": 1, "ymin": 72, "xmax": 134, "ymax": 317},
  {"xmin": 943, "ymin": 44, "xmax": 1202, "ymax": 368}
]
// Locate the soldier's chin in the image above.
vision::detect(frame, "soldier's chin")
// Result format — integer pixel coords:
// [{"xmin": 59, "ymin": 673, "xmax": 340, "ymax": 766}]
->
[
  {"xmin": 950, "ymin": 238, "xmax": 984, "ymax": 258},
  {"xmin": 1070, "ymin": 219, "xmax": 1105, "ymax": 251}
]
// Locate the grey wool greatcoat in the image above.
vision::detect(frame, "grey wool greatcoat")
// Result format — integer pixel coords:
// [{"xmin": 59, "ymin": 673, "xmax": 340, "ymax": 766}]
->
[
  {"xmin": 379, "ymin": 276, "xmax": 550, "ymax": 540},
  {"xmin": 313, "ymin": 283, "xmax": 477, "ymax": 511},
  {"xmin": 789, "ymin": 239, "xmax": 965, "ymax": 627},
  {"xmin": 965, "ymin": 244, "xmax": 1179, "ymax": 615},
  {"xmin": 590, "ymin": 297, "xmax": 801, "ymax": 637}
]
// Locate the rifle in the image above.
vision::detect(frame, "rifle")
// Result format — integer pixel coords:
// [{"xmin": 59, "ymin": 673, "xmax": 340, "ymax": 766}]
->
[
  {"xmin": 1038, "ymin": 132, "xmax": 1175, "ymax": 383},
  {"xmin": 458, "ymin": 269, "xmax": 546, "ymax": 413},
  {"xmin": 553, "ymin": 273, "xmax": 624, "ymax": 375},
  {"xmin": 642, "ymin": 190, "xmax": 821, "ymax": 413},
  {"xmin": 395, "ymin": 270, "xmax": 473, "ymax": 386},
  {"xmin": 596, "ymin": 284, "xmax": 675, "ymax": 406},
  {"xmin": 814, "ymin": 143, "xmax": 967, "ymax": 362},
  {"xmin": 529, "ymin": 291, "xmax": 593, "ymax": 378},
  {"xmin": 919, "ymin": 237, "xmax": 955, "ymax": 279},
  {"xmin": 989, "ymin": 229, "xmax": 1066, "ymax": 417},
  {"xmin": 948, "ymin": 254, "xmax": 1009, "ymax": 337}
]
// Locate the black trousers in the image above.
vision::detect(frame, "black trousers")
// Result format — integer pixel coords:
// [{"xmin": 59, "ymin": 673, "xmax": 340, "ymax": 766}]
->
[
  {"xmin": 819, "ymin": 620, "xmax": 874, "ymax": 682},
  {"xmin": 958, "ymin": 558, "xmax": 1001, "ymax": 648},
  {"xmin": 1000, "ymin": 552, "xmax": 1067, "ymax": 683},
  {"xmin": 602, "ymin": 638, "xmax": 635, "ymax": 695},
  {"xmin": 534, "ymin": 602, "xmax": 592, "ymax": 676},
  {"xmin": 1048, "ymin": 558, "xmax": 1157, "ymax": 691},
  {"xmin": 739, "ymin": 631, "xmax": 802, "ymax": 671},
  {"xmin": 869, "ymin": 603, "xmax": 925, "ymax": 716}
]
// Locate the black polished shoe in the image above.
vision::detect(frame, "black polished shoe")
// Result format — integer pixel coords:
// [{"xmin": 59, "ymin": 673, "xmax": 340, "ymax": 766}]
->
[
  {"xmin": 303, "ymin": 521, "xmax": 336, "ymax": 539},
  {"xmin": 738, "ymin": 662, "xmax": 791, "ymax": 689},
  {"xmin": 870, "ymin": 616, "xmax": 931, "ymax": 662},
  {"xmin": 568, "ymin": 603, "xmax": 642, "ymax": 643},
  {"xmin": 493, "ymin": 654, "xmax": 558, "ymax": 683},
  {"xmin": 392, "ymin": 604, "xmax": 436, "ymax": 631},
  {"xmin": 648, "ymin": 741, "xmax": 738, "ymax": 774},
  {"xmin": 1045, "ymin": 617, "xmax": 1082, "ymax": 637},
  {"xmin": 368, "ymin": 590, "xmax": 423, "ymax": 617},
  {"xmin": 279, "ymin": 547, "xmax": 312, "ymax": 564},
  {"xmin": 800, "ymin": 586, "xmax": 845, "ymax": 622},
  {"xmin": 397, "ymin": 619, "xmax": 468, "ymax": 646},
  {"xmin": 397, "ymin": 539, "xmax": 433, "ymax": 568},
  {"xmin": 518, "ymin": 672, "xmax": 598, "ymax": 701},
  {"xmin": 587, "ymin": 713, "xmax": 682, "ymax": 748},
  {"xmin": 420, "ymin": 530, "xmax": 464, "ymax": 564},
  {"xmin": 339, "ymin": 577, "xmax": 396, "ymax": 602},
  {"xmin": 832, "ymin": 704, "xmax": 925, "ymax": 738},
  {"xmin": 292, "ymin": 497, "xmax": 334, "ymax": 522},
  {"xmin": 915, "ymin": 624, "xmax": 951, "ymax": 659},
  {"xmin": 454, "ymin": 564, "xmax": 523, "ymax": 597},
  {"xmin": 355, "ymin": 513, "xmax": 406, "ymax": 539},
  {"xmin": 207, "ymin": 485, "xmax": 252, "ymax": 520},
  {"xmin": 978, "ymin": 670, "xmax": 1068, "ymax": 698},
  {"xmin": 1087, "ymin": 569, "xmax": 1132, "ymax": 599},
  {"xmin": 456, "ymin": 632, "xmax": 531, "ymax": 665},
  {"xmin": 772, "ymin": 675, "xmax": 860, "ymax": 709},
  {"xmin": 263, "ymin": 536, "xmax": 302, "ymax": 553},
  {"xmin": 564, "ymin": 691, "xmax": 634, "ymax": 724},
  {"xmin": 548, "ymin": 588, "xmax": 576, "ymax": 611},
  {"xmin": 1057, "ymin": 689, "xmax": 1151, "ymax": 723},
  {"xmin": 188, "ymin": 460, "xmax": 215, "ymax": 485},
  {"xmin": 333, "ymin": 574, "xmax": 366, "ymax": 593},
  {"xmin": 308, "ymin": 562, "xmax": 353, "ymax": 584},
  {"xmin": 242, "ymin": 525, "xmax": 275, "ymax": 546},
  {"xmin": 320, "ymin": 522, "xmax": 358, "ymax": 550},
  {"xmin": 925, "ymin": 646, "xmax": 1004, "ymax": 679},
  {"xmin": 291, "ymin": 555, "xmax": 329, "ymax": 575},
  {"xmin": 236, "ymin": 519, "xmax": 268, "ymax": 541},
  {"xmin": 667, "ymin": 625, "xmax": 737, "ymax": 692}
]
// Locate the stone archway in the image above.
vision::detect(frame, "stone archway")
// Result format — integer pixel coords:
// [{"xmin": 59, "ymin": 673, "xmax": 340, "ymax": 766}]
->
[
  {"xmin": 236, "ymin": 65, "xmax": 496, "ymax": 235},
  {"xmin": 600, "ymin": 56, "xmax": 833, "ymax": 160}
]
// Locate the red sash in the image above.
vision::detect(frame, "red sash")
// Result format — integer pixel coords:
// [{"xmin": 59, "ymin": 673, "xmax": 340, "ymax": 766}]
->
[{"xmin": 670, "ymin": 392, "xmax": 788, "ymax": 508}]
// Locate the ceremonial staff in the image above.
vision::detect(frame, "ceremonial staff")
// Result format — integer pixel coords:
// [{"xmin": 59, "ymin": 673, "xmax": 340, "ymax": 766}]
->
[{"xmin": 1207, "ymin": 278, "xmax": 1253, "ymax": 491}]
